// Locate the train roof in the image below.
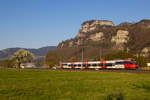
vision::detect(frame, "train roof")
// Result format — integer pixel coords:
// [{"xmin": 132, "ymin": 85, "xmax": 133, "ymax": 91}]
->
[{"xmin": 61, "ymin": 58, "xmax": 136, "ymax": 64}]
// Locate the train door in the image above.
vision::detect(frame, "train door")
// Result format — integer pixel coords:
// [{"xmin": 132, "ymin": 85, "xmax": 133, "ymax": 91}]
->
[
  {"xmin": 114, "ymin": 61, "xmax": 124, "ymax": 69},
  {"xmin": 100, "ymin": 61, "xmax": 106, "ymax": 69}
]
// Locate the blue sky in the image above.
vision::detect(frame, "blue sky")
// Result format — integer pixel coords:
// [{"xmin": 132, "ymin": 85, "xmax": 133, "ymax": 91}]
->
[{"xmin": 0, "ymin": 0, "xmax": 150, "ymax": 50}]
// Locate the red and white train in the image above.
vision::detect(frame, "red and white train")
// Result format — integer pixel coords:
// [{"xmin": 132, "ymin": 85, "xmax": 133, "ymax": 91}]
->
[{"xmin": 60, "ymin": 59, "xmax": 138, "ymax": 70}]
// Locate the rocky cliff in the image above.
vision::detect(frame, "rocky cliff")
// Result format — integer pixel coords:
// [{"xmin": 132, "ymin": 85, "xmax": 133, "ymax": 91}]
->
[
  {"xmin": 58, "ymin": 20, "xmax": 130, "ymax": 50},
  {"xmin": 49, "ymin": 19, "xmax": 150, "ymax": 62},
  {"xmin": 58, "ymin": 20, "xmax": 115, "ymax": 48}
]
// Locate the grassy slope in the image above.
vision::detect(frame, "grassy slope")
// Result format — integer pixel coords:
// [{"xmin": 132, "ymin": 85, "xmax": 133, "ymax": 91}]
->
[{"xmin": 0, "ymin": 69, "xmax": 150, "ymax": 100}]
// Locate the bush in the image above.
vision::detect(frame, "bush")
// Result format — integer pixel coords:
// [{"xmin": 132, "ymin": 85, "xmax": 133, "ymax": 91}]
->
[
  {"xmin": 45, "ymin": 51, "xmax": 60, "ymax": 67},
  {"xmin": 0, "ymin": 59, "xmax": 15, "ymax": 68},
  {"xmin": 134, "ymin": 56, "xmax": 147, "ymax": 67},
  {"xmin": 47, "ymin": 61, "xmax": 55, "ymax": 68},
  {"xmin": 104, "ymin": 51, "xmax": 134, "ymax": 60}
]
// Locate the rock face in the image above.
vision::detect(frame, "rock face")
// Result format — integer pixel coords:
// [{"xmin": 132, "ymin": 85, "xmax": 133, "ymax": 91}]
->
[
  {"xmin": 89, "ymin": 32, "xmax": 104, "ymax": 41},
  {"xmin": 141, "ymin": 47, "xmax": 150, "ymax": 57},
  {"xmin": 56, "ymin": 19, "xmax": 150, "ymax": 61},
  {"xmin": 76, "ymin": 20, "xmax": 114, "ymax": 38},
  {"xmin": 111, "ymin": 30, "xmax": 129, "ymax": 44},
  {"xmin": 111, "ymin": 30, "xmax": 129, "ymax": 50}
]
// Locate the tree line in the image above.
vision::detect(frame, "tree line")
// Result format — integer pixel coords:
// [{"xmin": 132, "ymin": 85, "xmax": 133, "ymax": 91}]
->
[{"xmin": 0, "ymin": 49, "xmax": 148, "ymax": 68}]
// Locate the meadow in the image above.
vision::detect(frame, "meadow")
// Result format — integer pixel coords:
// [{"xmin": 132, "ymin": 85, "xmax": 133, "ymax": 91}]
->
[{"xmin": 0, "ymin": 69, "xmax": 150, "ymax": 100}]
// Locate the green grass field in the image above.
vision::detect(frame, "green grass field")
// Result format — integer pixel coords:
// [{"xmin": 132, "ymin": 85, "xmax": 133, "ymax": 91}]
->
[{"xmin": 0, "ymin": 69, "xmax": 150, "ymax": 100}]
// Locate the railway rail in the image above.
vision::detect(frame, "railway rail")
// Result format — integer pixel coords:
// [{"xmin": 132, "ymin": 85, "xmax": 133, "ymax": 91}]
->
[{"xmin": 21, "ymin": 68, "xmax": 150, "ymax": 74}]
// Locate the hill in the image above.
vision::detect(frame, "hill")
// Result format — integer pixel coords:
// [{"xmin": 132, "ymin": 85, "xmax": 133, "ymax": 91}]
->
[
  {"xmin": 46, "ymin": 19, "xmax": 150, "ymax": 63},
  {"xmin": 0, "ymin": 46, "xmax": 56, "ymax": 60}
]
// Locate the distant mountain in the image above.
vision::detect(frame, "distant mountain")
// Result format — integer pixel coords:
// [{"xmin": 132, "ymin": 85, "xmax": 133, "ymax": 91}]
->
[{"xmin": 0, "ymin": 46, "xmax": 57, "ymax": 60}]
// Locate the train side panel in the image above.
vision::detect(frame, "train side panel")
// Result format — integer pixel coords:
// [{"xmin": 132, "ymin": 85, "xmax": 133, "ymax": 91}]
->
[{"xmin": 60, "ymin": 59, "xmax": 138, "ymax": 70}]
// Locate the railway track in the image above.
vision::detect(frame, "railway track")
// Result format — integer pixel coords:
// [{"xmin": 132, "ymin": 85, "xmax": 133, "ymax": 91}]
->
[
  {"xmin": 59, "ymin": 69, "xmax": 150, "ymax": 73},
  {"xmin": 97, "ymin": 69, "xmax": 150, "ymax": 73},
  {"xmin": 21, "ymin": 68, "xmax": 150, "ymax": 74}
]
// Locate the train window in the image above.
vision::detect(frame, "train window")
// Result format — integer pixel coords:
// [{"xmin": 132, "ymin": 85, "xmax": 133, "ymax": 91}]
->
[
  {"xmin": 98, "ymin": 63, "xmax": 103, "ymax": 66},
  {"xmin": 70, "ymin": 64, "xmax": 75, "ymax": 66},
  {"xmin": 129, "ymin": 58, "xmax": 136, "ymax": 63},
  {"xmin": 116, "ymin": 61, "xmax": 133, "ymax": 65},
  {"xmin": 62, "ymin": 64, "xmax": 67, "ymax": 66},
  {"xmin": 68, "ymin": 64, "xmax": 71, "ymax": 66},
  {"xmin": 78, "ymin": 64, "xmax": 81, "ymax": 66},
  {"xmin": 131, "ymin": 59, "xmax": 137, "ymax": 64},
  {"xmin": 115, "ymin": 62, "xmax": 124, "ymax": 65},
  {"xmin": 124, "ymin": 61, "xmax": 133, "ymax": 64},
  {"xmin": 83, "ymin": 64, "xmax": 87, "ymax": 66},
  {"xmin": 132, "ymin": 61, "xmax": 137, "ymax": 64},
  {"xmin": 87, "ymin": 64, "xmax": 91, "ymax": 66},
  {"xmin": 105, "ymin": 63, "xmax": 113, "ymax": 66},
  {"xmin": 92, "ymin": 64, "xmax": 97, "ymax": 66},
  {"xmin": 74, "ymin": 64, "xmax": 77, "ymax": 66}
]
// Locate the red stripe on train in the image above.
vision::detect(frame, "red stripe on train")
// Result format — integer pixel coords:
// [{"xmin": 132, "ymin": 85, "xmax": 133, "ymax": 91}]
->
[
  {"xmin": 71, "ymin": 62, "xmax": 75, "ymax": 68},
  {"xmin": 84, "ymin": 62, "xmax": 88, "ymax": 68},
  {"xmin": 124, "ymin": 64, "xmax": 136, "ymax": 68},
  {"xmin": 61, "ymin": 65, "xmax": 64, "ymax": 68},
  {"xmin": 100, "ymin": 61, "xmax": 107, "ymax": 68}
]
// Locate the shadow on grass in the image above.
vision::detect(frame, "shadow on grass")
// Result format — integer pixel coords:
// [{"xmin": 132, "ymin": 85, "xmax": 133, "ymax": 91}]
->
[{"xmin": 105, "ymin": 93, "xmax": 124, "ymax": 100}]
